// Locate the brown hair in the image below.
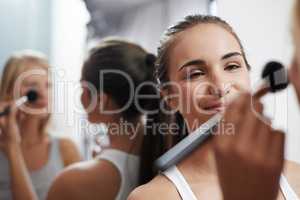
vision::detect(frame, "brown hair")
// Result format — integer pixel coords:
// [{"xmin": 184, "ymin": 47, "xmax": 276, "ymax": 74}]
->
[
  {"xmin": 82, "ymin": 38, "xmax": 162, "ymax": 185},
  {"xmin": 0, "ymin": 50, "xmax": 51, "ymax": 134},
  {"xmin": 156, "ymin": 15, "xmax": 250, "ymax": 86},
  {"xmin": 82, "ymin": 38, "xmax": 157, "ymax": 119}
]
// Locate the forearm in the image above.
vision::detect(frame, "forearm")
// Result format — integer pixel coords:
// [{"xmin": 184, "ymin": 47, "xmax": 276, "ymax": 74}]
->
[{"xmin": 8, "ymin": 145, "xmax": 38, "ymax": 200}]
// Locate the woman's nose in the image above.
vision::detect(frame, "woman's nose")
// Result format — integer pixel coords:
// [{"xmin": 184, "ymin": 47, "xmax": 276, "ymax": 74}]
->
[
  {"xmin": 208, "ymin": 73, "xmax": 231, "ymax": 97},
  {"xmin": 207, "ymin": 86, "xmax": 229, "ymax": 97}
]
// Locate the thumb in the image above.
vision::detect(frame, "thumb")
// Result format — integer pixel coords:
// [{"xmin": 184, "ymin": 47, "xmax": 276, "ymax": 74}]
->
[
  {"xmin": 6, "ymin": 102, "xmax": 21, "ymax": 144},
  {"xmin": 289, "ymin": 59, "xmax": 300, "ymax": 102},
  {"xmin": 9, "ymin": 102, "xmax": 17, "ymax": 119},
  {"xmin": 7, "ymin": 102, "xmax": 18, "ymax": 128}
]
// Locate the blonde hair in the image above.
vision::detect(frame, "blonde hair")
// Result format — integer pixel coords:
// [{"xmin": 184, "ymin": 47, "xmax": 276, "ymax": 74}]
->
[{"xmin": 0, "ymin": 50, "xmax": 51, "ymax": 134}]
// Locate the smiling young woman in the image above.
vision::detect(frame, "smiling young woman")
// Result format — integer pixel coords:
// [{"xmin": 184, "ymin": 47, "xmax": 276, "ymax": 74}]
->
[{"xmin": 128, "ymin": 15, "xmax": 300, "ymax": 200}]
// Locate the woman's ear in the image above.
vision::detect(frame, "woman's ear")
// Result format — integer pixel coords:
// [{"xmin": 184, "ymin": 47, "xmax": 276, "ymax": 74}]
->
[{"xmin": 97, "ymin": 92, "xmax": 109, "ymax": 112}]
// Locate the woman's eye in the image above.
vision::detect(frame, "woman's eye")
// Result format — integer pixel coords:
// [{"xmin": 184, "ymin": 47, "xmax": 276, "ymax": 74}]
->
[
  {"xmin": 185, "ymin": 70, "xmax": 205, "ymax": 80},
  {"xmin": 225, "ymin": 64, "xmax": 241, "ymax": 71}
]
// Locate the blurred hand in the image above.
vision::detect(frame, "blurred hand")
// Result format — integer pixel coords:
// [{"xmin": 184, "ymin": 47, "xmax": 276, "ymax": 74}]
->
[
  {"xmin": 0, "ymin": 102, "xmax": 21, "ymax": 156},
  {"xmin": 213, "ymin": 93, "xmax": 285, "ymax": 200},
  {"xmin": 289, "ymin": 58, "xmax": 300, "ymax": 104}
]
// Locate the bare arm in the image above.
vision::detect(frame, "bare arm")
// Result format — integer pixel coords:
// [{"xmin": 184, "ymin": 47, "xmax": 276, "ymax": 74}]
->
[
  {"xmin": 128, "ymin": 176, "xmax": 178, "ymax": 200},
  {"xmin": 213, "ymin": 93, "xmax": 285, "ymax": 200},
  {"xmin": 128, "ymin": 186, "xmax": 156, "ymax": 200},
  {"xmin": 47, "ymin": 160, "xmax": 121, "ymax": 200},
  {"xmin": 284, "ymin": 160, "xmax": 300, "ymax": 197},
  {"xmin": 0, "ymin": 102, "xmax": 37, "ymax": 200},
  {"xmin": 59, "ymin": 138, "xmax": 81, "ymax": 167},
  {"xmin": 289, "ymin": 59, "xmax": 300, "ymax": 103},
  {"xmin": 7, "ymin": 145, "xmax": 38, "ymax": 200}
]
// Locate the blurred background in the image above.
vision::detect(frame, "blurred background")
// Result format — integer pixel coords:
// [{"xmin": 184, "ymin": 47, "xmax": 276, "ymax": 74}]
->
[{"xmin": 0, "ymin": 0, "xmax": 299, "ymax": 163}]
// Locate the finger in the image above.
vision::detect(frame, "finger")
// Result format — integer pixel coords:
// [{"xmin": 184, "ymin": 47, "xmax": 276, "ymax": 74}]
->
[
  {"xmin": 4, "ymin": 103, "xmax": 18, "ymax": 134},
  {"xmin": 0, "ymin": 103, "xmax": 9, "ymax": 132},
  {"xmin": 269, "ymin": 130, "xmax": 285, "ymax": 163},
  {"xmin": 222, "ymin": 85, "xmax": 249, "ymax": 108},
  {"xmin": 289, "ymin": 59, "xmax": 300, "ymax": 102},
  {"xmin": 238, "ymin": 99, "xmax": 263, "ymax": 141},
  {"xmin": 253, "ymin": 85, "xmax": 269, "ymax": 100},
  {"xmin": 226, "ymin": 93, "xmax": 251, "ymax": 138},
  {"xmin": 0, "ymin": 117, "xmax": 6, "ymax": 129},
  {"xmin": 288, "ymin": 58, "xmax": 299, "ymax": 84},
  {"xmin": 8, "ymin": 103, "xmax": 17, "ymax": 122},
  {"xmin": 0, "ymin": 101, "xmax": 9, "ymax": 109},
  {"xmin": 255, "ymin": 121, "xmax": 272, "ymax": 154},
  {"xmin": 213, "ymin": 93, "xmax": 250, "ymax": 147},
  {"xmin": 224, "ymin": 93, "xmax": 251, "ymax": 122},
  {"xmin": 0, "ymin": 102, "xmax": 11, "ymax": 128},
  {"xmin": 0, "ymin": 102, "xmax": 10, "ymax": 117}
]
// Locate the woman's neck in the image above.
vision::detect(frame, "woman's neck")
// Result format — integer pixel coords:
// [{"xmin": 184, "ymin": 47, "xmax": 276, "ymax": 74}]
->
[
  {"xmin": 107, "ymin": 115, "xmax": 144, "ymax": 156},
  {"xmin": 18, "ymin": 115, "xmax": 45, "ymax": 146},
  {"xmin": 178, "ymin": 138, "xmax": 217, "ymax": 179}
]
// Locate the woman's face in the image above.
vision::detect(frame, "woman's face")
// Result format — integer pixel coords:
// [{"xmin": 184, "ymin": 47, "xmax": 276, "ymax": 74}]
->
[
  {"xmin": 18, "ymin": 63, "xmax": 51, "ymax": 117},
  {"xmin": 165, "ymin": 24, "xmax": 251, "ymax": 132}
]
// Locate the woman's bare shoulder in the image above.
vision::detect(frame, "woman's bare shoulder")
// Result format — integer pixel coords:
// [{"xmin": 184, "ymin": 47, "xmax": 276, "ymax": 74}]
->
[
  {"xmin": 128, "ymin": 175, "xmax": 180, "ymax": 200},
  {"xmin": 284, "ymin": 160, "xmax": 300, "ymax": 197},
  {"xmin": 58, "ymin": 137, "xmax": 81, "ymax": 166},
  {"xmin": 47, "ymin": 159, "xmax": 121, "ymax": 200}
]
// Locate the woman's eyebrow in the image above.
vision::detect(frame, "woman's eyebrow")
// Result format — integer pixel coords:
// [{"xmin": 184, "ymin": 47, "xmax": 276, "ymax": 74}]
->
[
  {"xmin": 178, "ymin": 59, "xmax": 206, "ymax": 71},
  {"xmin": 178, "ymin": 52, "xmax": 242, "ymax": 71},
  {"xmin": 221, "ymin": 52, "xmax": 242, "ymax": 60}
]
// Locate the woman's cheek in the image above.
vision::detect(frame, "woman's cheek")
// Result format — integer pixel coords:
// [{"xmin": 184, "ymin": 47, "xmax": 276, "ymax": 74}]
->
[
  {"xmin": 182, "ymin": 88, "xmax": 214, "ymax": 128},
  {"xmin": 180, "ymin": 83, "xmax": 202, "ymax": 113},
  {"xmin": 234, "ymin": 71, "xmax": 251, "ymax": 91}
]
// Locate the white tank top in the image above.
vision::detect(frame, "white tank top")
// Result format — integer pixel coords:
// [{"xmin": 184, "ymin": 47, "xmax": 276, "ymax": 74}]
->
[
  {"xmin": 163, "ymin": 166, "xmax": 299, "ymax": 200},
  {"xmin": 97, "ymin": 149, "xmax": 140, "ymax": 200}
]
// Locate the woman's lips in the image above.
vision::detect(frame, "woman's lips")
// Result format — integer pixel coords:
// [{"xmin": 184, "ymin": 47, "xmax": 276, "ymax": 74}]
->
[
  {"xmin": 201, "ymin": 100, "xmax": 226, "ymax": 113},
  {"xmin": 196, "ymin": 94, "xmax": 234, "ymax": 114}
]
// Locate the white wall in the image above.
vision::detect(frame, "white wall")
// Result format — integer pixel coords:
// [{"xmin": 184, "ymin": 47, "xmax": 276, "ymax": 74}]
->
[
  {"xmin": 50, "ymin": 0, "xmax": 90, "ymax": 153},
  {"xmin": 0, "ymin": 0, "xmax": 51, "ymax": 69},
  {"xmin": 0, "ymin": 0, "xmax": 89, "ymax": 154},
  {"xmin": 219, "ymin": 0, "xmax": 300, "ymax": 163}
]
